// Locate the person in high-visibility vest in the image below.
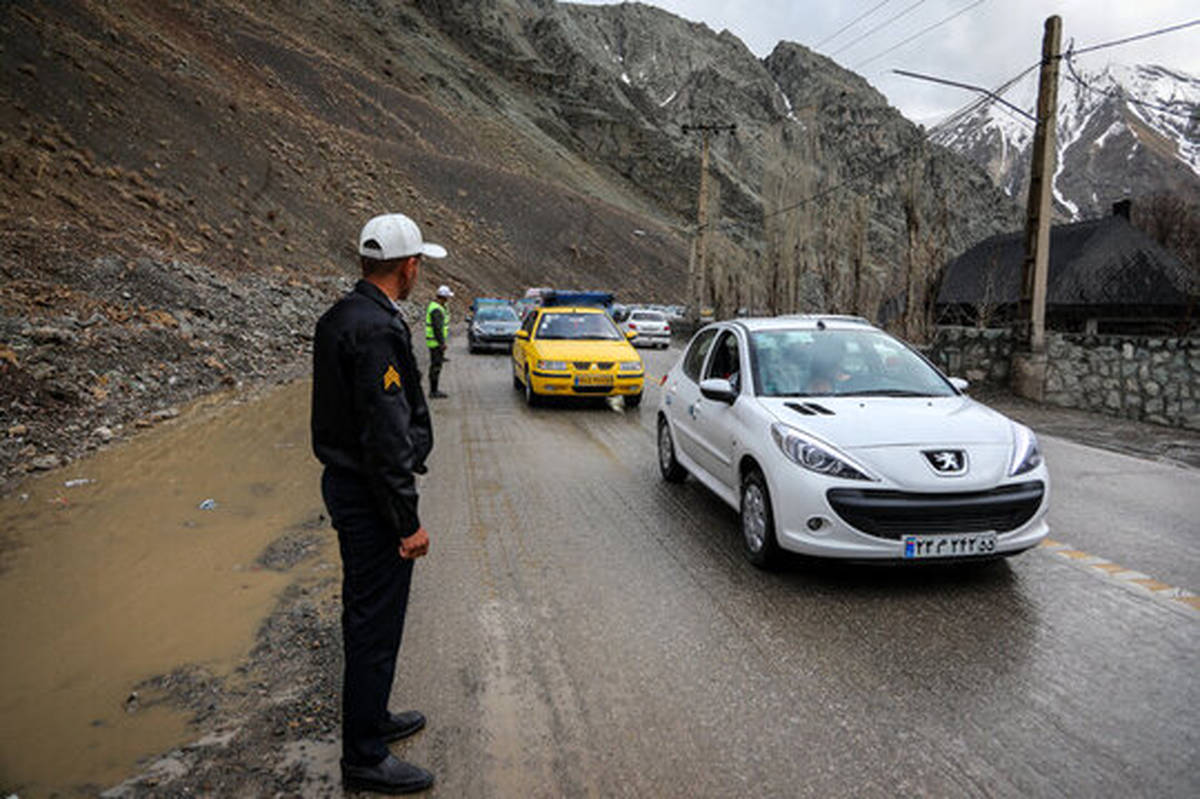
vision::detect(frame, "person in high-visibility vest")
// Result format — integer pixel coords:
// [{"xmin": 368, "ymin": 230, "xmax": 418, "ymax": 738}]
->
[{"xmin": 425, "ymin": 285, "xmax": 453, "ymax": 398}]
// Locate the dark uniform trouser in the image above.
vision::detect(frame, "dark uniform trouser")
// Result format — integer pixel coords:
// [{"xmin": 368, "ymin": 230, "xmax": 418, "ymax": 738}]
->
[
  {"xmin": 321, "ymin": 467, "xmax": 415, "ymax": 767},
  {"xmin": 428, "ymin": 346, "xmax": 445, "ymax": 393}
]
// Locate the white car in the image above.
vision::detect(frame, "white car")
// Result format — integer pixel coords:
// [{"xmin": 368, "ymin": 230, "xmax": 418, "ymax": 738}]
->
[
  {"xmin": 656, "ymin": 316, "xmax": 1050, "ymax": 568},
  {"xmin": 621, "ymin": 310, "xmax": 671, "ymax": 348}
]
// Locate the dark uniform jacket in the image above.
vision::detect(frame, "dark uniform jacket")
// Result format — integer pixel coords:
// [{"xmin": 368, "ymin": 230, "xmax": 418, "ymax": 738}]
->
[{"xmin": 311, "ymin": 280, "xmax": 433, "ymax": 538}]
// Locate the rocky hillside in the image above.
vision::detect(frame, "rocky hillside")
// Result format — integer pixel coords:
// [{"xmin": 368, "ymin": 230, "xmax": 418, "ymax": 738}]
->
[
  {"xmin": 419, "ymin": 0, "xmax": 1021, "ymax": 316},
  {"xmin": 1, "ymin": 0, "xmax": 1020, "ymax": 487},
  {"xmin": 931, "ymin": 62, "xmax": 1200, "ymax": 220}
]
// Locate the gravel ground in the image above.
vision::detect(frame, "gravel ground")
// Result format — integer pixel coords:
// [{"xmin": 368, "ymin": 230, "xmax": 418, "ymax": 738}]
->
[{"xmin": 0, "ymin": 253, "xmax": 424, "ymax": 495}]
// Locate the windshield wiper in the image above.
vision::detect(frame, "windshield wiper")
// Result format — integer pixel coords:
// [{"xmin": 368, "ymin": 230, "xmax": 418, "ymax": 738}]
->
[{"xmin": 843, "ymin": 389, "xmax": 939, "ymax": 397}]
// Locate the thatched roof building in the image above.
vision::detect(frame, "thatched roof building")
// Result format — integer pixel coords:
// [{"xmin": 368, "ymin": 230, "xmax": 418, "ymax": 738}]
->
[{"xmin": 937, "ymin": 202, "xmax": 1195, "ymax": 334}]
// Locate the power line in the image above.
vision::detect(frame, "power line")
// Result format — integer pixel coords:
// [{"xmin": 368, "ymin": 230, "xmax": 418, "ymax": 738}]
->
[
  {"xmin": 1063, "ymin": 49, "xmax": 1200, "ymax": 122},
  {"xmin": 757, "ymin": 61, "xmax": 1039, "ymax": 225},
  {"xmin": 1065, "ymin": 18, "xmax": 1200, "ymax": 58},
  {"xmin": 830, "ymin": 0, "xmax": 932, "ymax": 57},
  {"xmin": 760, "ymin": 134, "xmax": 931, "ymax": 222},
  {"xmin": 932, "ymin": 63, "xmax": 1038, "ymax": 130},
  {"xmin": 814, "ymin": 1, "xmax": 894, "ymax": 49},
  {"xmin": 855, "ymin": 0, "xmax": 988, "ymax": 70},
  {"xmin": 752, "ymin": 19, "xmax": 1199, "ymax": 227},
  {"xmin": 893, "ymin": 68, "xmax": 1036, "ymax": 122}
]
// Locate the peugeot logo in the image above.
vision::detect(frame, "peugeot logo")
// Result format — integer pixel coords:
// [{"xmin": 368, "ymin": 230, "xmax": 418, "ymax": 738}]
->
[{"xmin": 923, "ymin": 449, "xmax": 967, "ymax": 476}]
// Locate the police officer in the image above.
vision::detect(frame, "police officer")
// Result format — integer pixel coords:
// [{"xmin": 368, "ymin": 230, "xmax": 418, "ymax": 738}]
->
[
  {"xmin": 311, "ymin": 212, "xmax": 445, "ymax": 794},
  {"xmin": 425, "ymin": 285, "xmax": 453, "ymax": 398}
]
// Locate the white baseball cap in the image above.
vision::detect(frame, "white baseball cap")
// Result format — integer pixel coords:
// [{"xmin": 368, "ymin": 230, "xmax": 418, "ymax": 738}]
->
[
  {"xmin": 436, "ymin": 285, "xmax": 454, "ymax": 298},
  {"xmin": 358, "ymin": 213, "xmax": 447, "ymax": 260}
]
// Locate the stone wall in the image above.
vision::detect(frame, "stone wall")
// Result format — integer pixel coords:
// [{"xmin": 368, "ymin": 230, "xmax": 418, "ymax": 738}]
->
[
  {"xmin": 924, "ymin": 326, "xmax": 1014, "ymax": 386},
  {"xmin": 924, "ymin": 325, "xmax": 1200, "ymax": 431},
  {"xmin": 1044, "ymin": 334, "xmax": 1200, "ymax": 430}
]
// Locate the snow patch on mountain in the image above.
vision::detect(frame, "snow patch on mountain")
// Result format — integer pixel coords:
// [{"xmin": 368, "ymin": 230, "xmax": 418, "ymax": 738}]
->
[{"xmin": 931, "ymin": 62, "xmax": 1200, "ymax": 220}]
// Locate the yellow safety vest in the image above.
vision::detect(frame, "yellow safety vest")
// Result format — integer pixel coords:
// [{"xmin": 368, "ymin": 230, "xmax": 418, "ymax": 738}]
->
[{"xmin": 425, "ymin": 300, "xmax": 448, "ymax": 348}]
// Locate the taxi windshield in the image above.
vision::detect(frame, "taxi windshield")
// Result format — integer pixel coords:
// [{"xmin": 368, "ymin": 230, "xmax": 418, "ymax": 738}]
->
[
  {"xmin": 750, "ymin": 329, "xmax": 955, "ymax": 398},
  {"xmin": 536, "ymin": 312, "xmax": 622, "ymax": 341}
]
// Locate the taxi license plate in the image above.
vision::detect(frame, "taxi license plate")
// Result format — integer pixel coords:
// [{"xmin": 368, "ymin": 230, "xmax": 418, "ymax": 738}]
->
[
  {"xmin": 902, "ymin": 532, "xmax": 997, "ymax": 559},
  {"xmin": 575, "ymin": 374, "xmax": 613, "ymax": 386}
]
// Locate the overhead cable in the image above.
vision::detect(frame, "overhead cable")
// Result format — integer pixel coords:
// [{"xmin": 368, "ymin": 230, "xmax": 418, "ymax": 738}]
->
[
  {"xmin": 893, "ymin": 68, "xmax": 1036, "ymax": 122},
  {"xmin": 855, "ymin": 0, "xmax": 988, "ymax": 70},
  {"xmin": 757, "ymin": 62, "xmax": 1038, "ymax": 225},
  {"xmin": 829, "ymin": 0, "xmax": 932, "ymax": 57},
  {"xmin": 1065, "ymin": 18, "xmax": 1200, "ymax": 58},
  {"xmin": 814, "ymin": 1, "xmax": 895, "ymax": 49},
  {"xmin": 1063, "ymin": 49, "xmax": 1200, "ymax": 122}
]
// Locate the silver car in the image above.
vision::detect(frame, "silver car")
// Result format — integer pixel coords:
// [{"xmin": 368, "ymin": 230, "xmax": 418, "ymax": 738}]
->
[{"xmin": 621, "ymin": 310, "xmax": 671, "ymax": 349}]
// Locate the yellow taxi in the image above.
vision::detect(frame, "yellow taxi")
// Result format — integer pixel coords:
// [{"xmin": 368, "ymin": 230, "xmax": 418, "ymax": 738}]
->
[{"xmin": 512, "ymin": 306, "xmax": 645, "ymax": 407}]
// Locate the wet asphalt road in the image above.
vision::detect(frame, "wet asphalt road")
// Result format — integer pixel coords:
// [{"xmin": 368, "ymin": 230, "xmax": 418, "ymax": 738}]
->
[{"xmin": 384, "ymin": 336, "xmax": 1199, "ymax": 798}]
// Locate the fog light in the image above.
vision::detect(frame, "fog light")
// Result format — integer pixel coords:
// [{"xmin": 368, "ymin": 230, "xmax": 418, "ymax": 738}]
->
[{"xmin": 806, "ymin": 517, "xmax": 825, "ymax": 532}]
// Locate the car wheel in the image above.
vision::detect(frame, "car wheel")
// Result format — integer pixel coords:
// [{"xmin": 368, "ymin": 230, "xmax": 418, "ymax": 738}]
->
[
  {"xmin": 657, "ymin": 416, "xmax": 687, "ymax": 483},
  {"xmin": 524, "ymin": 366, "xmax": 540, "ymax": 407},
  {"xmin": 625, "ymin": 392, "xmax": 642, "ymax": 409},
  {"xmin": 740, "ymin": 469, "xmax": 782, "ymax": 569}
]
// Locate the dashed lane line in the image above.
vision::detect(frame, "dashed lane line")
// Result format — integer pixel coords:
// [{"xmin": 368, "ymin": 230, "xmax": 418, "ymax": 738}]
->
[{"xmin": 1039, "ymin": 538, "xmax": 1200, "ymax": 618}]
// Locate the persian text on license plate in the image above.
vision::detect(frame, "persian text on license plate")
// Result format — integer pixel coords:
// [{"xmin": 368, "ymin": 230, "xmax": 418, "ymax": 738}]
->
[
  {"xmin": 902, "ymin": 532, "xmax": 997, "ymax": 559},
  {"xmin": 575, "ymin": 375, "xmax": 613, "ymax": 386}
]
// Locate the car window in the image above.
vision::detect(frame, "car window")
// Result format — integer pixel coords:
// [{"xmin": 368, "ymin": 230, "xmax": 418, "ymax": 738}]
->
[
  {"xmin": 632, "ymin": 312, "xmax": 665, "ymax": 322},
  {"xmin": 522, "ymin": 310, "xmax": 538, "ymax": 335},
  {"xmin": 682, "ymin": 328, "xmax": 718, "ymax": 383},
  {"xmin": 476, "ymin": 306, "xmax": 518, "ymax": 322},
  {"xmin": 750, "ymin": 329, "xmax": 954, "ymax": 397},
  {"xmin": 704, "ymin": 330, "xmax": 741, "ymax": 392}
]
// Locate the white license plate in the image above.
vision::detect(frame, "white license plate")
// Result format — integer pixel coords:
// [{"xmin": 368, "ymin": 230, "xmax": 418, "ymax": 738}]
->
[{"xmin": 902, "ymin": 532, "xmax": 997, "ymax": 559}]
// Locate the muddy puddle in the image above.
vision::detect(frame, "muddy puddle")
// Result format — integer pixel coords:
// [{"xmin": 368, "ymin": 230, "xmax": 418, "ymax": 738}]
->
[{"xmin": 0, "ymin": 380, "xmax": 326, "ymax": 795}]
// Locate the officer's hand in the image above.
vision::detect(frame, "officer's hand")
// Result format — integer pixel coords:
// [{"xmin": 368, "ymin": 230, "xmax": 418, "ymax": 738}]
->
[{"xmin": 399, "ymin": 527, "xmax": 430, "ymax": 559}]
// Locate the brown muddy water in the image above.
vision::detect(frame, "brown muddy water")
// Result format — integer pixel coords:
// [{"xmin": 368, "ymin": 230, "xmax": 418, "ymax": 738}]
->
[{"xmin": 0, "ymin": 380, "xmax": 325, "ymax": 795}]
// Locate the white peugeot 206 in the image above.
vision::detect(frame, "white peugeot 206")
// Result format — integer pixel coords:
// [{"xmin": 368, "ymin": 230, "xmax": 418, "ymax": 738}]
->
[{"xmin": 656, "ymin": 316, "xmax": 1050, "ymax": 568}]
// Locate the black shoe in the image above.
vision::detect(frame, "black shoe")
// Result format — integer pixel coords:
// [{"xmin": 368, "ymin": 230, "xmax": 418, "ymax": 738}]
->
[
  {"xmin": 429, "ymin": 390, "xmax": 448, "ymax": 398},
  {"xmin": 342, "ymin": 754, "xmax": 434, "ymax": 794},
  {"xmin": 378, "ymin": 709, "xmax": 426, "ymax": 743}
]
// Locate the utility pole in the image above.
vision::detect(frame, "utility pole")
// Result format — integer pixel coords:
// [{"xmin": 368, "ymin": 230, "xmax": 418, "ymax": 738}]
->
[
  {"xmin": 1013, "ymin": 15, "xmax": 1061, "ymax": 401},
  {"xmin": 682, "ymin": 123, "xmax": 735, "ymax": 323}
]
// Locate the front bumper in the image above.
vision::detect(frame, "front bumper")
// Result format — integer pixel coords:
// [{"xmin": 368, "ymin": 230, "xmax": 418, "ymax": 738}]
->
[
  {"xmin": 768, "ymin": 462, "xmax": 1051, "ymax": 560},
  {"xmin": 469, "ymin": 333, "xmax": 516, "ymax": 350},
  {"xmin": 529, "ymin": 370, "xmax": 644, "ymax": 397}
]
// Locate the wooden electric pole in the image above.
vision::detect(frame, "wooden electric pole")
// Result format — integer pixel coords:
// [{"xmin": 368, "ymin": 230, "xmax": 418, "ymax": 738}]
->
[
  {"xmin": 1013, "ymin": 15, "xmax": 1061, "ymax": 399},
  {"xmin": 683, "ymin": 123, "xmax": 736, "ymax": 323}
]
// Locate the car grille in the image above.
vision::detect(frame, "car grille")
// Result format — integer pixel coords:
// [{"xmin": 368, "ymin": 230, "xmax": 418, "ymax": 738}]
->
[
  {"xmin": 826, "ymin": 481, "xmax": 1045, "ymax": 539},
  {"xmin": 573, "ymin": 385, "xmax": 613, "ymax": 394},
  {"xmin": 573, "ymin": 361, "xmax": 614, "ymax": 371}
]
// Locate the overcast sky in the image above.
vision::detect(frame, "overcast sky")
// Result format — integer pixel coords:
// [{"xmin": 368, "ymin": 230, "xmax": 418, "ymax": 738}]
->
[{"xmin": 569, "ymin": 1, "xmax": 1199, "ymax": 123}]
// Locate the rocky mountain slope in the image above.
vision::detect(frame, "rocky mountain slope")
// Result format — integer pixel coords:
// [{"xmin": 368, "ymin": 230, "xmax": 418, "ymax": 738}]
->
[
  {"xmin": 419, "ymin": 0, "xmax": 1021, "ymax": 316},
  {"xmin": 931, "ymin": 62, "xmax": 1200, "ymax": 220},
  {"xmin": 1, "ymin": 0, "xmax": 1019, "ymax": 487}
]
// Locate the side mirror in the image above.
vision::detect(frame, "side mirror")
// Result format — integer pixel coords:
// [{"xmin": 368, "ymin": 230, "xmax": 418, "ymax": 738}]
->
[
  {"xmin": 699, "ymin": 378, "xmax": 737, "ymax": 405},
  {"xmin": 515, "ymin": 330, "xmax": 529, "ymax": 340},
  {"xmin": 626, "ymin": 330, "xmax": 637, "ymax": 340},
  {"xmin": 948, "ymin": 376, "xmax": 969, "ymax": 392}
]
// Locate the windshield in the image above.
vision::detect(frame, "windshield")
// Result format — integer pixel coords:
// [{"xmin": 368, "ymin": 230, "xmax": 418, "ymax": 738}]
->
[
  {"xmin": 631, "ymin": 312, "xmax": 665, "ymax": 322},
  {"xmin": 750, "ymin": 329, "xmax": 955, "ymax": 398},
  {"xmin": 475, "ymin": 306, "xmax": 518, "ymax": 322},
  {"xmin": 536, "ymin": 312, "xmax": 622, "ymax": 341}
]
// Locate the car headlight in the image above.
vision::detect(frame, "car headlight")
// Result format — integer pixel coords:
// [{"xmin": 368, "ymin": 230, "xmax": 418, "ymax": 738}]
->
[
  {"xmin": 1009, "ymin": 423, "xmax": 1043, "ymax": 476},
  {"xmin": 770, "ymin": 423, "xmax": 873, "ymax": 481},
  {"xmin": 537, "ymin": 360, "xmax": 568, "ymax": 371},
  {"xmin": 619, "ymin": 361, "xmax": 642, "ymax": 372}
]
